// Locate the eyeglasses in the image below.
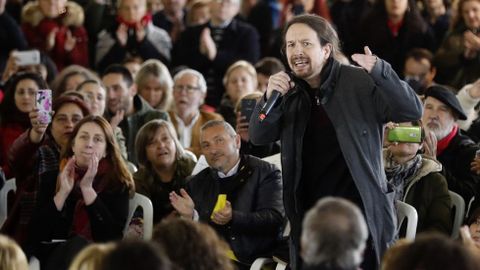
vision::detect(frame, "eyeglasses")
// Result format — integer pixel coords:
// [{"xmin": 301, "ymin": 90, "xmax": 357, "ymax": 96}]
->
[{"xmin": 174, "ymin": 85, "xmax": 201, "ymax": 93}]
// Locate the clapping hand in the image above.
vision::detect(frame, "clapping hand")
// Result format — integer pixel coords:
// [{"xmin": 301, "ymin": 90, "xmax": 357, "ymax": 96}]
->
[
  {"xmin": 116, "ymin": 24, "xmax": 128, "ymax": 47},
  {"xmin": 199, "ymin": 28, "xmax": 217, "ymax": 61},
  {"xmin": 423, "ymin": 129, "xmax": 438, "ymax": 159},
  {"xmin": 169, "ymin": 189, "xmax": 195, "ymax": 219},
  {"xmin": 351, "ymin": 46, "xmax": 377, "ymax": 73},
  {"xmin": 54, "ymin": 157, "xmax": 76, "ymax": 210}
]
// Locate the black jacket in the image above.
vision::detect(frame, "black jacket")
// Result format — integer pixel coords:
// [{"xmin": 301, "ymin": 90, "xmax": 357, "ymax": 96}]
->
[
  {"xmin": 438, "ymin": 129, "xmax": 480, "ymax": 203},
  {"xmin": 187, "ymin": 155, "xmax": 284, "ymax": 263},
  {"xmin": 172, "ymin": 19, "xmax": 260, "ymax": 107}
]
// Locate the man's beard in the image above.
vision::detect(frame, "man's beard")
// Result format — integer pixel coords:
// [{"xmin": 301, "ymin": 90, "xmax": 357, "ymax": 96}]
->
[{"xmin": 428, "ymin": 119, "xmax": 455, "ymax": 140}]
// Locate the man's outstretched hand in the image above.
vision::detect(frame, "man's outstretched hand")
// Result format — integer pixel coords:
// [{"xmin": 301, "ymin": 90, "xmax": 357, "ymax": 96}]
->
[{"xmin": 351, "ymin": 46, "xmax": 377, "ymax": 73}]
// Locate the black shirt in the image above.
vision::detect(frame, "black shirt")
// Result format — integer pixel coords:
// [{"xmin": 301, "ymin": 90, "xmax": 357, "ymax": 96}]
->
[{"xmin": 299, "ymin": 84, "xmax": 361, "ymax": 212}]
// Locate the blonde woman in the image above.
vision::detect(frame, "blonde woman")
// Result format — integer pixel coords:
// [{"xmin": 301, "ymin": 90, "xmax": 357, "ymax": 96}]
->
[
  {"xmin": 69, "ymin": 243, "xmax": 116, "ymax": 270},
  {"xmin": 0, "ymin": 234, "xmax": 28, "ymax": 270},
  {"xmin": 135, "ymin": 59, "xmax": 174, "ymax": 111}
]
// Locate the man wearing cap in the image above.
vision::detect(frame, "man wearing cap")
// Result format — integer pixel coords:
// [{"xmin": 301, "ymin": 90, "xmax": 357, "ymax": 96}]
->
[{"xmin": 422, "ymin": 85, "xmax": 480, "ymax": 203}]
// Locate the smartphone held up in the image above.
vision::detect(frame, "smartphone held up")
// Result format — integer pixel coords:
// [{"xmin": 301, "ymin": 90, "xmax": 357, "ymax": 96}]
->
[
  {"xmin": 387, "ymin": 126, "xmax": 422, "ymax": 143},
  {"xmin": 36, "ymin": 89, "xmax": 53, "ymax": 125}
]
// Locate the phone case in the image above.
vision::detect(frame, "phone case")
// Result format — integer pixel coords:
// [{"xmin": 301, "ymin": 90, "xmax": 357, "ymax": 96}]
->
[
  {"xmin": 387, "ymin": 126, "xmax": 422, "ymax": 143},
  {"xmin": 36, "ymin": 89, "xmax": 52, "ymax": 124},
  {"xmin": 241, "ymin": 99, "xmax": 257, "ymax": 122},
  {"xmin": 211, "ymin": 194, "xmax": 227, "ymax": 219},
  {"xmin": 14, "ymin": 50, "xmax": 40, "ymax": 66}
]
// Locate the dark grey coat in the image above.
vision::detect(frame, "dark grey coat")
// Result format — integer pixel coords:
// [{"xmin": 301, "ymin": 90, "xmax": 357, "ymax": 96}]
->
[{"xmin": 249, "ymin": 58, "xmax": 423, "ymax": 268}]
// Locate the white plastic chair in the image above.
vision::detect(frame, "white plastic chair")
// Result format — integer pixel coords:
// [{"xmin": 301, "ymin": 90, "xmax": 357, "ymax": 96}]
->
[
  {"xmin": 184, "ymin": 149, "xmax": 198, "ymax": 162},
  {"xmin": 262, "ymin": 153, "xmax": 282, "ymax": 172},
  {"xmin": 29, "ymin": 256, "xmax": 40, "ymax": 270},
  {"xmin": 396, "ymin": 200, "xmax": 418, "ymax": 240},
  {"xmin": 449, "ymin": 190, "xmax": 465, "ymax": 239},
  {"xmin": 250, "ymin": 221, "xmax": 290, "ymax": 270},
  {"xmin": 0, "ymin": 178, "xmax": 16, "ymax": 227},
  {"xmin": 124, "ymin": 193, "xmax": 154, "ymax": 240}
]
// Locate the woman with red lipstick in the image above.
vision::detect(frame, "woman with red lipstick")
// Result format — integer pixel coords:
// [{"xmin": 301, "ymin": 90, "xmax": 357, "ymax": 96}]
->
[
  {"xmin": 26, "ymin": 115, "xmax": 134, "ymax": 267},
  {"xmin": 133, "ymin": 119, "xmax": 195, "ymax": 224},
  {"xmin": 2, "ymin": 95, "xmax": 90, "ymax": 246},
  {"xmin": 0, "ymin": 72, "xmax": 48, "ymax": 178}
]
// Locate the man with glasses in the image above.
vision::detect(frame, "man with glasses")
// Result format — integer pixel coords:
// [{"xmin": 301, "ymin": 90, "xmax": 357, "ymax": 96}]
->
[
  {"xmin": 168, "ymin": 69, "xmax": 223, "ymax": 157},
  {"xmin": 172, "ymin": 0, "xmax": 260, "ymax": 109},
  {"xmin": 403, "ymin": 48, "xmax": 437, "ymax": 95}
]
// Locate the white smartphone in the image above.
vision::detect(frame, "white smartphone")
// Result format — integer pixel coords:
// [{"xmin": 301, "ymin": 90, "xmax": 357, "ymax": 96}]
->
[{"xmin": 13, "ymin": 50, "xmax": 41, "ymax": 66}]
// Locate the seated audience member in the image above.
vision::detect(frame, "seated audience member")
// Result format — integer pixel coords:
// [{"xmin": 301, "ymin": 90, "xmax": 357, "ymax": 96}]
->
[
  {"xmin": 51, "ymin": 65, "xmax": 98, "ymax": 100},
  {"xmin": 76, "ymin": 80, "xmax": 128, "ymax": 159},
  {"xmin": 152, "ymin": 218, "xmax": 235, "ymax": 270},
  {"xmin": 421, "ymin": 0, "xmax": 451, "ymax": 50},
  {"xmin": 152, "ymin": 0, "xmax": 187, "ymax": 43},
  {"xmin": 186, "ymin": 0, "xmax": 210, "ymax": 26},
  {"xmin": 101, "ymin": 65, "xmax": 169, "ymax": 164},
  {"xmin": 0, "ymin": 234, "xmax": 28, "ymax": 270},
  {"xmin": 168, "ymin": 69, "xmax": 223, "ymax": 156},
  {"xmin": 235, "ymin": 92, "xmax": 280, "ymax": 158},
  {"xmin": 2, "ymin": 51, "xmax": 58, "ymax": 85},
  {"xmin": 0, "ymin": 72, "xmax": 48, "ymax": 178},
  {"xmin": 356, "ymin": 0, "xmax": 435, "ymax": 74},
  {"xmin": 95, "ymin": 0, "xmax": 171, "ymax": 72},
  {"xmin": 134, "ymin": 119, "xmax": 196, "ymax": 223},
  {"xmin": 21, "ymin": 0, "xmax": 89, "ymax": 70},
  {"xmin": 2, "ymin": 96, "xmax": 90, "ymax": 245},
  {"xmin": 170, "ymin": 120, "xmax": 284, "ymax": 266},
  {"xmin": 434, "ymin": 0, "xmax": 480, "ymax": 88},
  {"xmin": 101, "ymin": 240, "xmax": 173, "ymax": 270},
  {"xmin": 465, "ymin": 206, "xmax": 480, "ymax": 248},
  {"xmin": 148, "ymin": 0, "xmax": 163, "ymax": 14},
  {"xmin": 217, "ymin": 61, "xmax": 258, "ymax": 127},
  {"xmin": 135, "ymin": 59, "xmax": 174, "ymax": 111},
  {"xmin": 382, "ymin": 233, "xmax": 480, "ymax": 270},
  {"xmin": 301, "ymin": 197, "xmax": 368, "ymax": 270},
  {"xmin": 26, "ymin": 116, "xmax": 135, "ymax": 266},
  {"xmin": 0, "ymin": 0, "xmax": 28, "ymax": 75},
  {"xmin": 123, "ymin": 56, "xmax": 144, "ymax": 79},
  {"xmin": 172, "ymin": 0, "xmax": 260, "ymax": 108},
  {"xmin": 422, "ymin": 85, "xmax": 480, "ymax": 204},
  {"xmin": 403, "ymin": 48, "xmax": 437, "ymax": 95},
  {"xmin": 254, "ymin": 57, "xmax": 285, "ymax": 93},
  {"xmin": 384, "ymin": 121, "xmax": 452, "ymax": 235},
  {"xmin": 69, "ymin": 243, "xmax": 116, "ymax": 270}
]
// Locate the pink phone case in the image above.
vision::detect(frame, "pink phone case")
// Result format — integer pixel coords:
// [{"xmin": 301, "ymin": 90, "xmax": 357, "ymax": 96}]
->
[{"xmin": 36, "ymin": 89, "xmax": 52, "ymax": 124}]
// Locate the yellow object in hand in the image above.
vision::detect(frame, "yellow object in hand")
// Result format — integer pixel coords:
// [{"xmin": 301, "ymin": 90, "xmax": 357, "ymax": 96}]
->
[{"xmin": 211, "ymin": 194, "xmax": 227, "ymax": 219}]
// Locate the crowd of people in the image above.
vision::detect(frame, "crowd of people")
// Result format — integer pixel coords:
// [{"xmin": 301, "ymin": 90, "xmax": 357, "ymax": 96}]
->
[{"xmin": 3, "ymin": 0, "xmax": 480, "ymax": 268}]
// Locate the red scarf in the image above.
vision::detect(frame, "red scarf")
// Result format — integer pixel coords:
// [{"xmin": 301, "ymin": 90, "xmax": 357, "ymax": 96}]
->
[
  {"xmin": 59, "ymin": 158, "xmax": 111, "ymax": 241},
  {"xmin": 437, "ymin": 125, "xmax": 458, "ymax": 156},
  {"xmin": 387, "ymin": 18, "xmax": 404, "ymax": 37},
  {"xmin": 116, "ymin": 13, "xmax": 152, "ymax": 28}
]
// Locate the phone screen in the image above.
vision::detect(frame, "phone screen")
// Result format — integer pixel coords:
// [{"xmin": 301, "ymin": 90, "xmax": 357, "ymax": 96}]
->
[{"xmin": 241, "ymin": 99, "xmax": 257, "ymax": 122}]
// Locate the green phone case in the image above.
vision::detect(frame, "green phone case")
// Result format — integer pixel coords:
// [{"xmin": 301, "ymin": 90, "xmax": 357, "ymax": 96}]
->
[{"xmin": 387, "ymin": 127, "xmax": 422, "ymax": 143}]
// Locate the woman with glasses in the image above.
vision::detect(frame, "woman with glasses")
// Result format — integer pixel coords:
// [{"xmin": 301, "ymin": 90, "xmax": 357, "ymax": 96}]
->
[{"xmin": 168, "ymin": 69, "xmax": 222, "ymax": 157}]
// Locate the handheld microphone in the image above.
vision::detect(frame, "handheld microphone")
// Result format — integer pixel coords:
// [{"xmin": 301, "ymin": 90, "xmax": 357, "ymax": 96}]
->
[{"xmin": 258, "ymin": 90, "xmax": 282, "ymax": 121}]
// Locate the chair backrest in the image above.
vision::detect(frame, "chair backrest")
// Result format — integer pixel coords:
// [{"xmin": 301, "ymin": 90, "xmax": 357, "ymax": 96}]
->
[
  {"xmin": 183, "ymin": 149, "xmax": 198, "ymax": 163},
  {"xmin": 262, "ymin": 154, "xmax": 282, "ymax": 172},
  {"xmin": 449, "ymin": 190, "xmax": 465, "ymax": 239},
  {"xmin": 124, "ymin": 193, "xmax": 154, "ymax": 240},
  {"xmin": 0, "ymin": 178, "xmax": 16, "ymax": 227},
  {"xmin": 126, "ymin": 162, "xmax": 138, "ymax": 174},
  {"xmin": 396, "ymin": 200, "xmax": 418, "ymax": 240}
]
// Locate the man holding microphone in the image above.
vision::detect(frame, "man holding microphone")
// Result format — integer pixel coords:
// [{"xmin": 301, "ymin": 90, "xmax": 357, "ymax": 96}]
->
[{"xmin": 249, "ymin": 14, "xmax": 423, "ymax": 269}]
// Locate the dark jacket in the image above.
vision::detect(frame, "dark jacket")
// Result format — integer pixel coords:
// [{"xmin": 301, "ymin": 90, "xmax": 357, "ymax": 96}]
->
[
  {"xmin": 104, "ymin": 95, "xmax": 170, "ymax": 164},
  {"xmin": 0, "ymin": 11, "xmax": 28, "ymax": 73},
  {"xmin": 438, "ymin": 128, "xmax": 480, "ymax": 203},
  {"xmin": 133, "ymin": 155, "xmax": 196, "ymax": 223},
  {"xmin": 187, "ymin": 155, "xmax": 284, "ymax": 264},
  {"xmin": 249, "ymin": 59, "xmax": 423, "ymax": 268},
  {"xmin": 26, "ymin": 168, "xmax": 129, "ymax": 258},
  {"xmin": 434, "ymin": 25, "xmax": 480, "ymax": 88},
  {"xmin": 385, "ymin": 152, "xmax": 453, "ymax": 235},
  {"xmin": 172, "ymin": 19, "xmax": 260, "ymax": 107},
  {"xmin": 95, "ymin": 21, "xmax": 171, "ymax": 72},
  {"xmin": 357, "ymin": 9, "xmax": 435, "ymax": 74}
]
